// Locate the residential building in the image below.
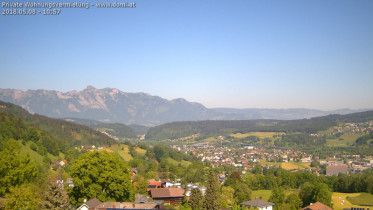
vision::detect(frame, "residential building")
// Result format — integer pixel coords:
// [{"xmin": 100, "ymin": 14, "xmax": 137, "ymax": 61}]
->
[
  {"xmin": 150, "ymin": 188, "xmax": 184, "ymax": 206},
  {"xmin": 326, "ymin": 165, "xmax": 348, "ymax": 176},
  {"xmin": 240, "ymin": 199, "xmax": 274, "ymax": 210},
  {"xmin": 302, "ymin": 201, "xmax": 332, "ymax": 210}
]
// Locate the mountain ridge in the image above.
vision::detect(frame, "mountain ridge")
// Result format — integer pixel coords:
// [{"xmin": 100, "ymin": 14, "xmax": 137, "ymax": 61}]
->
[{"xmin": 0, "ymin": 86, "xmax": 370, "ymax": 125}]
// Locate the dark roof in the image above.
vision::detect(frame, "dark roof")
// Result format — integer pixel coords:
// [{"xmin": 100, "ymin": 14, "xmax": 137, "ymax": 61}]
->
[
  {"xmin": 148, "ymin": 185, "xmax": 158, "ymax": 188},
  {"xmin": 240, "ymin": 199, "xmax": 274, "ymax": 208},
  {"xmin": 150, "ymin": 188, "xmax": 184, "ymax": 198},
  {"xmin": 96, "ymin": 202, "xmax": 158, "ymax": 209},
  {"xmin": 135, "ymin": 194, "xmax": 149, "ymax": 203},
  {"xmin": 326, "ymin": 165, "xmax": 348, "ymax": 176},
  {"xmin": 302, "ymin": 201, "xmax": 332, "ymax": 210},
  {"xmin": 86, "ymin": 197, "xmax": 102, "ymax": 208},
  {"xmin": 326, "ymin": 165, "xmax": 347, "ymax": 169}
]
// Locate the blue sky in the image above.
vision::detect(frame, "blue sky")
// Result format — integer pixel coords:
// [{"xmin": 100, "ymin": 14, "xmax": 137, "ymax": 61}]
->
[{"xmin": 1, "ymin": 0, "xmax": 372, "ymax": 110}]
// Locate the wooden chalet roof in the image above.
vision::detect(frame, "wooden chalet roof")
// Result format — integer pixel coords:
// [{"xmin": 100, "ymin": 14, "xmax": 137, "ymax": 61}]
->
[{"xmin": 150, "ymin": 188, "xmax": 185, "ymax": 198}]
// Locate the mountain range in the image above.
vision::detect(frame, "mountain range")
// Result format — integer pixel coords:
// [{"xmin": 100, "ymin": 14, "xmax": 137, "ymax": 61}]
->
[{"xmin": 0, "ymin": 86, "xmax": 370, "ymax": 126}]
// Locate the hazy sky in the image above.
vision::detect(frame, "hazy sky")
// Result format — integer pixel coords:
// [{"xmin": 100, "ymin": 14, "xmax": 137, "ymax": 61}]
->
[{"xmin": 1, "ymin": 0, "xmax": 372, "ymax": 110}]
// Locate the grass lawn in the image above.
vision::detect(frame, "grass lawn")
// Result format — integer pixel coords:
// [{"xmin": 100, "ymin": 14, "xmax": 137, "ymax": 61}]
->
[
  {"xmin": 281, "ymin": 162, "xmax": 305, "ymax": 170},
  {"xmin": 252, "ymin": 190, "xmax": 272, "ymax": 201},
  {"xmin": 109, "ymin": 144, "xmax": 133, "ymax": 161},
  {"xmin": 290, "ymin": 161, "xmax": 311, "ymax": 169},
  {"xmin": 332, "ymin": 192, "xmax": 369, "ymax": 210},
  {"xmin": 135, "ymin": 147, "xmax": 146, "ymax": 156},
  {"xmin": 346, "ymin": 192, "xmax": 373, "ymax": 206},
  {"xmin": 252, "ymin": 189, "xmax": 298, "ymax": 202},
  {"xmin": 231, "ymin": 132, "xmax": 284, "ymax": 139},
  {"xmin": 166, "ymin": 157, "xmax": 192, "ymax": 168},
  {"xmin": 21, "ymin": 141, "xmax": 59, "ymax": 165},
  {"xmin": 259, "ymin": 159, "xmax": 281, "ymax": 167},
  {"xmin": 201, "ymin": 137, "xmax": 218, "ymax": 142},
  {"xmin": 326, "ymin": 133, "xmax": 364, "ymax": 147}
]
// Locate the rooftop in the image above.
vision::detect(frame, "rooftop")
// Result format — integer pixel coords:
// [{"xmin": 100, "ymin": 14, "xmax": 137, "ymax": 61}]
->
[{"xmin": 150, "ymin": 188, "xmax": 185, "ymax": 198}]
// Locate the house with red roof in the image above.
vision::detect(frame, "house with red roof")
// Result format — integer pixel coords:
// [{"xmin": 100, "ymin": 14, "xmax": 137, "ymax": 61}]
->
[
  {"xmin": 302, "ymin": 201, "xmax": 332, "ymax": 210},
  {"xmin": 150, "ymin": 188, "xmax": 184, "ymax": 206}
]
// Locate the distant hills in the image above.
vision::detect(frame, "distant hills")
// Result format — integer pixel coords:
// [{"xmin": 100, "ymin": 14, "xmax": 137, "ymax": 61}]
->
[
  {"xmin": 0, "ymin": 86, "xmax": 370, "ymax": 126},
  {"xmin": 146, "ymin": 110, "xmax": 373, "ymax": 140},
  {"xmin": 211, "ymin": 108, "xmax": 369, "ymax": 120},
  {"xmin": 63, "ymin": 117, "xmax": 149, "ymax": 135}
]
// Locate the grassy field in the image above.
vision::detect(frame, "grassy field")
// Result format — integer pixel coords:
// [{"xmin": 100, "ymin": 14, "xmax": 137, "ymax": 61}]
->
[
  {"xmin": 252, "ymin": 191, "xmax": 372, "ymax": 210},
  {"xmin": 346, "ymin": 193, "xmax": 373, "ymax": 206},
  {"xmin": 252, "ymin": 190, "xmax": 272, "ymax": 201},
  {"xmin": 332, "ymin": 192, "xmax": 370, "ymax": 210},
  {"xmin": 231, "ymin": 132, "xmax": 284, "ymax": 139},
  {"xmin": 20, "ymin": 141, "xmax": 59, "ymax": 165},
  {"xmin": 259, "ymin": 159, "xmax": 281, "ymax": 167},
  {"xmin": 290, "ymin": 161, "xmax": 311, "ymax": 169},
  {"xmin": 201, "ymin": 137, "xmax": 218, "ymax": 142},
  {"xmin": 325, "ymin": 133, "xmax": 364, "ymax": 147},
  {"xmin": 135, "ymin": 147, "xmax": 146, "ymax": 156},
  {"xmin": 252, "ymin": 189, "xmax": 298, "ymax": 201},
  {"xmin": 166, "ymin": 157, "xmax": 192, "ymax": 168},
  {"xmin": 281, "ymin": 162, "xmax": 308, "ymax": 170},
  {"xmin": 109, "ymin": 144, "xmax": 133, "ymax": 161}
]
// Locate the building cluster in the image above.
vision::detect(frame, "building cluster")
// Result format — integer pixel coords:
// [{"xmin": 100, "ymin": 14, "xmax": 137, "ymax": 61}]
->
[
  {"xmin": 321, "ymin": 156, "xmax": 373, "ymax": 176},
  {"xmin": 331, "ymin": 121, "xmax": 373, "ymax": 135},
  {"xmin": 173, "ymin": 144, "xmax": 311, "ymax": 170}
]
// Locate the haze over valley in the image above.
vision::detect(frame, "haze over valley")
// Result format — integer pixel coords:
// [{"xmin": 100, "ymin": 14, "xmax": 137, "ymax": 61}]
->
[{"xmin": 0, "ymin": 86, "xmax": 370, "ymax": 126}]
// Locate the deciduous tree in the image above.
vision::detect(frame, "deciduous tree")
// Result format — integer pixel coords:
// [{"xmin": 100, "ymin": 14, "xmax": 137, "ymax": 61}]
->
[
  {"xmin": 5, "ymin": 185, "xmax": 39, "ymax": 210},
  {"xmin": 0, "ymin": 139, "xmax": 38, "ymax": 195},
  {"xmin": 68, "ymin": 151, "xmax": 134, "ymax": 205}
]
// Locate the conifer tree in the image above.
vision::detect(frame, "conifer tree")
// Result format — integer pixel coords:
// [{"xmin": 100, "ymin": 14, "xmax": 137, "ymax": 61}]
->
[
  {"xmin": 189, "ymin": 188, "xmax": 203, "ymax": 209},
  {"xmin": 202, "ymin": 169, "xmax": 220, "ymax": 210},
  {"xmin": 41, "ymin": 183, "xmax": 71, "ymax": 209}
]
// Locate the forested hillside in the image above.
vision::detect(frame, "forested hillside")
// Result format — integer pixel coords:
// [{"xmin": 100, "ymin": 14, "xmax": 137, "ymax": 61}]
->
[
  {"xmin": 91, "ymin": 123, "xmax": 138, "ymax": 139},
  {"xmin": 146, "ymin": 111, "xmax": 373, "ymax": 140},
  {"xmin": 0, "ymin": 100, "xmax": 114, "ymax": 153}
]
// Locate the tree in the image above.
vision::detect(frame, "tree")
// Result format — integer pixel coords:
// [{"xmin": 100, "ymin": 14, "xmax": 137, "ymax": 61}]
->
[
  {"xmin": 219, "ymin": 186, "xmax": 235, "ymax": 208},
  {"xmin": 135, "ymin": 177, "xmax": 148, "ymax": 195},
  {"xmin": 202, "ymin": 169, "xmax": 220, "ymax": 210},
  {"xmin": 299, "ymin": 183, "xmax": 315, "ymax": 207},
  {"xmin": 312, "ymin": 183, "xmax": 332, "ymax": 207},
  {"xmin": 41, "ymin": 183, "xmax": 71, "ymax": 209},
  {"xmin": 0, "ymin": 139, "xmax": 38, "ymax": 196},
  {"xmin": 269, "ymin": 185, "xmax": 285, "ymax": 209},
  {"xmin": 234, "ymin": 183, "xmax": 252, "ymax": 204},
  {"xmin": 300, "ymin": 182, "xmax": 332, "ymax": 207},
  {"xmin": 189, "ymin": 188, "xmax": 203, "ymax": 209},
  {"xmin": 68, "ymin": 151, "xmax": 134, "ymax": 205},
  {"xmin": 285, "ymin": 193, "xmax": 302, "ymax": 210},
  {"xmin": 252, "ymin": 164, "xmax": 262, "ymax": 174},
  {"xmin": 225, "ymin": 171, "xmax": 242, "ymax": 187},
  {"xmin": 5, "ymin": 185, "xmax": 39, "ymax": 210}
]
